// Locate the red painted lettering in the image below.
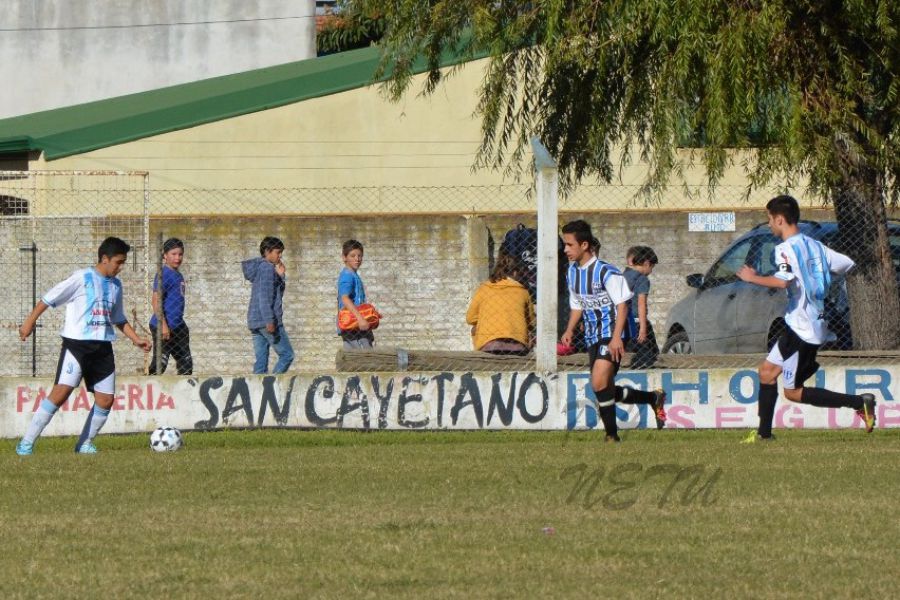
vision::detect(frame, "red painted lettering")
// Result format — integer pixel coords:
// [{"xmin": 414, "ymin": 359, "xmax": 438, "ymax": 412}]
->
[
  {"xmin": 128, "ymin": 384, "xmax": 143, "ymax": 410},
  {"xmin": 17, "ymin": 386, "xmax": 30, "ymax": 413},
  {"xmin": 878, "ymin": 405, "xmax": 900, "ymax": 428},
  {"xmin": 775, "ymin": 405, "xmax": 805, "ymax": 428},
  {"xmin": 156, "ymin": 394, "xmax": 175, "ymax": 410},
  {"xmin": 667, "ymin": 405, "xmax": 696, "ymax": 429},
  {"xmin": 715, "ymin": 407, "xmax": 746, "ymax": 428},
  {"xmin": 827, "ymin": 408, "xmax": 862, "ymax": 429},
  {"xmin": 72, "ymin": 388, "xmax": 91, "ymax": 411}
]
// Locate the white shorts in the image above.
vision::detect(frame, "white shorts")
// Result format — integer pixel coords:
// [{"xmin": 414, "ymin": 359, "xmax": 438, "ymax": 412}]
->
[
  {"xmin": 766, "ymin": 327, "xmax": 819, "ymax": 390},
  {"xmin": 55, "ymin": 337, "xmax": 116, "ymax": 394}
]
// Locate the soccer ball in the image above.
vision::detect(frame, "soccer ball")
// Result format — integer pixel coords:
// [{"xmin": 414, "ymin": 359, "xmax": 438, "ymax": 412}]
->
[{"xmin": 149, "ymin": 426, "xmax": 183, "ymax": 452}]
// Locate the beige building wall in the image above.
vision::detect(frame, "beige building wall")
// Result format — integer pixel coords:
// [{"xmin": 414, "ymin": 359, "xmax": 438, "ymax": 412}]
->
[{"xmin": 31, "ymin": 58, "xmax": 813, "ymax": 216}]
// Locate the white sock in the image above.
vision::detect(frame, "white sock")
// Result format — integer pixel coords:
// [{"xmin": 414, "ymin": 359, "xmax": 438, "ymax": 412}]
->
[
  {"xmin": 23, "ymin": 399, "xmax": 59, "ymax": 444},
  {"xmin": 84, "ymin": 406, "xmax": 110, "ymax": 444}
]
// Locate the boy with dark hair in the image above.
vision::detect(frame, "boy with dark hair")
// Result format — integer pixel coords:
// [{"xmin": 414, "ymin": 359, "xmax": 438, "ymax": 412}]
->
[
  {"xmin": 623, "ymin": 246, "xmax": 660, "ymax": 369},
  {"xmin": 337, "ymin": 239, "xmax": 375, "ymax": 349},
  {"xmin": 737, "ymin": 195, "xmax": 876, "ymax": 441},
  {"xmin": 242, "ymin": 236, "xmax": 294, "ymax": 374},
  {"xmin": 16, "ymin": 236, "xmax": 151, "ymax": 455},
  {"xmin": 149, "ymin": 237, "xmax": 193, "ymax": 375},
  {"xmin": 560, "ymin": 221, "xmax": 667, "ymax": 440}
]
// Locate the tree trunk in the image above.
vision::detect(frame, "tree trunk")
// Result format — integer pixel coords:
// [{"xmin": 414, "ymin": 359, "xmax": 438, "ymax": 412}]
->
[{"xmin": 832, "ymin": 172, "xmax": 900, "ymax": 350}]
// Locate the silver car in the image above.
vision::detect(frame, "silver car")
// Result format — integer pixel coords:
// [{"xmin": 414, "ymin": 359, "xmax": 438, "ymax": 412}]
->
[{"xmin": 662, "ymin": 221, "xmax": 900, "ymax": 354}]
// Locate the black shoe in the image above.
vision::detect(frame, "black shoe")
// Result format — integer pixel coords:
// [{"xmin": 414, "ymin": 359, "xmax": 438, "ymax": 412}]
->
[
  {"xmin": 651, "ymin": 389, "xmax": 667, "ymax": 430},
  {"xmin": 856, "ymin": 393, "xmax": 876, "ymax": 433},
  {"xmin": 604, "ymin": 434, "xmax": 621, "ymax": 443}
]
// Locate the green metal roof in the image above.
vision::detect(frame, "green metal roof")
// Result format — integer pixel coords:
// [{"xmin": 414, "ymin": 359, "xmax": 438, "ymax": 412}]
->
[{"xmin": 0, "ymin": 44, "xmax": 477, "ymax": 160}]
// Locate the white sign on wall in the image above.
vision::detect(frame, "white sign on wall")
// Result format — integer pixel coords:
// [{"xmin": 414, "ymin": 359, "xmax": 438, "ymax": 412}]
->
[
  {"xmin": 2, "ymin": 366, "xmax": 897, "ymax": 438},
  {"xmin": 689, "ymin": 212, "xmax": 736, "ymax": 232}
]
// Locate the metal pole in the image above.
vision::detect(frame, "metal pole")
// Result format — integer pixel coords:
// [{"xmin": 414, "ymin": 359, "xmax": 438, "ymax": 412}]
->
[
  {"xmin": 531, "ymin": 138, "xmax": 559, "ymax": 373},
  {"xmin": 19, "ymin": 241, "xmax": 38, "ymax": 376},
  {"xmin": 31, "ymin": 241, "xmax": 37, "ymax": 377}
]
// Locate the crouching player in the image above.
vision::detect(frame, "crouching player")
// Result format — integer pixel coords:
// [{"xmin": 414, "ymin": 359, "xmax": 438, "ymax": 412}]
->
[
  {"xmin": 16, "ymin": 237, "xmax": 151, "ymax": 455},
  {"xmin": 737, "ymin": 195, "xmax": 876, "ymax": 441}
]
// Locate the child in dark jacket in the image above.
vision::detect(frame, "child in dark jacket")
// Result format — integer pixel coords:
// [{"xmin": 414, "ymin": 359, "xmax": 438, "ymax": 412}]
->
[{"xmin": 242, "ymin": 237, "xmax": 294, "ymax": 374}]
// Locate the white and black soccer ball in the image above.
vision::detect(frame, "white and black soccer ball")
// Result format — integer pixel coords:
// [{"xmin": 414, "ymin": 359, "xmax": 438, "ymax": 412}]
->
[{"xmin": 149, "ymin": 426, "xmax": 183, "ymax": 452}]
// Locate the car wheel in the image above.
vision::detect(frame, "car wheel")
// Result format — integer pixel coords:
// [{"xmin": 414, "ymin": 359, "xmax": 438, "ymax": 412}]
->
[{"xmin": 662, "ymin": 331, "xmax": 692, "ymax": 354}]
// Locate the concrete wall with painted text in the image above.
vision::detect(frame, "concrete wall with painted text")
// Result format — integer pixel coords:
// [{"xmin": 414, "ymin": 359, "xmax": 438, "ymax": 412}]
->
[{"xmin": 3, "ymin": 366, "xmax": 896, "ymax": 438}]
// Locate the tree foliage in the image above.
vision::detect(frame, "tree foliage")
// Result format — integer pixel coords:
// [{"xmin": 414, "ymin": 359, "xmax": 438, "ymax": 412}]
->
[
  {"xmin": 341, "ymin": 0, "xmax": 898, "ymax": 202},
  {"xmin": 336, "ymin": 0, "xmax": 900, "ymax": 348},
  {"xmin": 317, "ymin": 3, "xmax": 386, "ymax": 55}
]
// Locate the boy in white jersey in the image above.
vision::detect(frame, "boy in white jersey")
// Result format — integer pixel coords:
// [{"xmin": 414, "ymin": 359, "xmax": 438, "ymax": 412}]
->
[
  {"xmin": 737, "ymin": 195, "xmax": 876, "ymax": 441},
  {"xmin": 15, "ymin": 237, "xmax": 151, "ymax": 455},
  {"xmin": 560, "ymin": 220, "xmax": 667, "ymax": 441}
]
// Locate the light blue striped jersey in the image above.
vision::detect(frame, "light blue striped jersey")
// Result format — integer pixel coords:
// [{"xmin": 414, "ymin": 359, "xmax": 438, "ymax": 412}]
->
[
  {"xmin": 42, "ymin": 268, "xmax": 126, "ymax": 341},
  {"xmin": 567, "ymin": 257, "xmax": 633, "ymax": 346},
  {"xmin": 773, "ymin": 233, "xmax": 854, "ymax": 344}
]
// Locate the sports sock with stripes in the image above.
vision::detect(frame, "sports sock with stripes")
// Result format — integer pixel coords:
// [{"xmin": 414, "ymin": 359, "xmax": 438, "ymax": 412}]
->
[
  {"xmin": 76, "ymin": 405, "xmax": 111, "ymax": 449},
  {"xmin": 23, "ymin": 399, "xmax": 60, "ymax": 444},
  {"xmin": 615, "ymin": 386, "xmax": 656, "ymax": 404},
  {"xmin": 595, "ymin": 387, "xmax": 618, "ymax": 438}
]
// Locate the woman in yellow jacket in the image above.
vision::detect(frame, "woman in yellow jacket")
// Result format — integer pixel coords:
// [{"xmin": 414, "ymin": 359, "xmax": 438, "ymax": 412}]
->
[{"xmin": 466, "ymin": 252, "xmax": 536, "ymax": 355}]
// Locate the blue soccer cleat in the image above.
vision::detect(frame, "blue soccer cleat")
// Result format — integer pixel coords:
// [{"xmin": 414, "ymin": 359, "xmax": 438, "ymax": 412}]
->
[
  {"xmin": 15, "ymin": 440, "xmax": 34, "ymax": 456},
  {"xmin": 75, "ymin": 441, "xmax": 98, "ymax": 454}
]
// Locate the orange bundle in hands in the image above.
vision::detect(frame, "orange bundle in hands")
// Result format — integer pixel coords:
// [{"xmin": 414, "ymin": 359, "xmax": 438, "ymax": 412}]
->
[{"xmin": 338, "ymin": 303, "xmax": 382, "ymax": 331}]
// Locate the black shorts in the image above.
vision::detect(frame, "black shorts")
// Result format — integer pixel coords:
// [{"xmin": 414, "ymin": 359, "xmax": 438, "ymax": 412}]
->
[
  {"xmin": 766, "ymin": 327, "xmax": 820, "ymax": 389},
  {"xmin": 55, "ymin": 337, "xmax": 116, "ymax": 394},
  {"xmin": 588, "ymin": 338, "xmax": 621, "ymax": 375}
]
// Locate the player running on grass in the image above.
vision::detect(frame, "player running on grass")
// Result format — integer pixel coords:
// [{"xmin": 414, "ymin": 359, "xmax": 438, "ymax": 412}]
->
[
  {"xmin": 737, "ymin": 195, "xmax": 877, "ymax": 442},
  {"xmin": 16, "ymin": 237, "xmax": 151, "ymax": 455},
  {"xmin": 560, "ymin": 220, "xmax": 667, "ymax": 442}
]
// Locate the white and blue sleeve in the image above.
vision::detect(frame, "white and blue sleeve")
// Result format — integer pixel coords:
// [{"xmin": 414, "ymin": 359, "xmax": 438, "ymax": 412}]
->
[
  {"xmin": 825, "ymin": 246, "xmax": 855, "ymax": 275},
  {"xmin": 41, "ymin": 271, "xmax": 82, "ymax": 307}
]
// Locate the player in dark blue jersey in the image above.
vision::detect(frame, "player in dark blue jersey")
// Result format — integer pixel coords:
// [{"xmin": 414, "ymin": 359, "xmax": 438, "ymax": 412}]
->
[
  {"xmin": 149, "ymin": 238, "xmax": 193, "ymax": 375},
  {"xmin": 560, "ymin": 221, "xmax": 667, "ymax": 440}
]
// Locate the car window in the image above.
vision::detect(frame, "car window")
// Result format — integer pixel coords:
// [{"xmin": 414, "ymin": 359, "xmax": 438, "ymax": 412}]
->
[
  {"xmin": 707, "ymin": 238, "xmax": 754, "ymax": 284},
  {"xmin": 755, "ymin": 234, "xmax": 781, "ymax": 275}
]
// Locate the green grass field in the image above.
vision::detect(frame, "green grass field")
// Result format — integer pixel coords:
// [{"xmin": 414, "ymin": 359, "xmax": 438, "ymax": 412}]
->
[{"xmin": 1, "ymin": 429, "xmax": 897, "ymax": 599}]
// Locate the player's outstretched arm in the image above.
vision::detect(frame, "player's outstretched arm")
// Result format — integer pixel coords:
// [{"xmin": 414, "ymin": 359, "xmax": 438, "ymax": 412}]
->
[
  {"xmin": 736, "ymin": 265, "xmax": 789, "ymax": 289},
  {"xmin": 19, "ymin": 301, "xmax": 49, "ymax": 341},
  {"xmin": 117, "ymin": 321, "xmax": 152, "ymax": 351}
]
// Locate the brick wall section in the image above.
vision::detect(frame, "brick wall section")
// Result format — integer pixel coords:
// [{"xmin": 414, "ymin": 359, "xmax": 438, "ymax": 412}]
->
[
  {"xmin": 149, "ymin": 215, "xmax": 478, "ymax": 374},
  {"xmin": 0, "ymin": 208, "xmax": 843, "ymax": 376}
]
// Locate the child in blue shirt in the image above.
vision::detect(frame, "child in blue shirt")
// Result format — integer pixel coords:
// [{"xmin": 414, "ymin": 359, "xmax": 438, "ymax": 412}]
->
[
  {"xmin": 623, "ymin": 246, "xmax": 660, "ymax": 369},
  {"xmin": 337, "ymin": 239, "xmax": 374, "ymax": 349},
  {"xmin": 149, "ymin": 238, "xmax": 193, "ymax": 375}
]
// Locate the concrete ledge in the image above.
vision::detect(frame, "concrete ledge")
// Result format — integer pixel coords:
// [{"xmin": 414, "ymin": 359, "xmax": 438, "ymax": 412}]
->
[{"xmin": 335, "ymin": 347, "xmax": 900, "ymax": 372}]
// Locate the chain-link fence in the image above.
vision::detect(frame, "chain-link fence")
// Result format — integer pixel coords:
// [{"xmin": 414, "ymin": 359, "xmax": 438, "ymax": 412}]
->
[{"xmin": 1, "ymin": 170, "xmax": 897, "ymax": 377}]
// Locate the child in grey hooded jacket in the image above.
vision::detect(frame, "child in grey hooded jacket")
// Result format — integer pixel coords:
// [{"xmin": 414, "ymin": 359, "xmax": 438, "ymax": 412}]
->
[{"xmin": 242, "ymin": 237, "xmax": 294, "ymax": 374}]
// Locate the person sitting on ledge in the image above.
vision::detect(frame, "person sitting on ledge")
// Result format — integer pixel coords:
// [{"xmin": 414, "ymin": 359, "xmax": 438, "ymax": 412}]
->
[{"xmin": 466, "ymin": 252, "xmax": 535, "ymax": 356}]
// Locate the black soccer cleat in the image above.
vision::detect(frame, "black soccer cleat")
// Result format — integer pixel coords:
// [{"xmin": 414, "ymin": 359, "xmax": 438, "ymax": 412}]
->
[{"xmin": 856, "ymin": 393, "xmax": 877, "ymax": 433}]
